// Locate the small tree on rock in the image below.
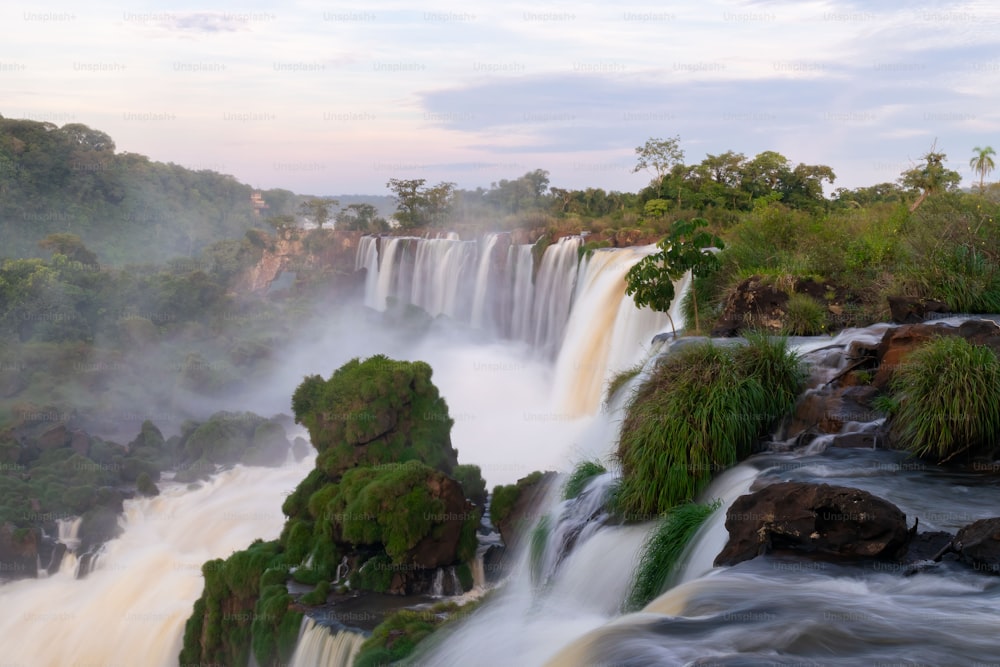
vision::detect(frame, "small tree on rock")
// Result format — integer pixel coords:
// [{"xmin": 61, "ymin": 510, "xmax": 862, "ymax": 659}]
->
[{"xmin": 625, "ymin": 218, "xmax": 724, "ymax": 334}]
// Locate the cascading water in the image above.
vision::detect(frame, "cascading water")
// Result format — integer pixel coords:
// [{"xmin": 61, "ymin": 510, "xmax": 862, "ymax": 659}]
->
[
  {"xmin": 288, "ymin": 619, "xmax": 364, "ymax": 667},
  {"xmin": 0, "ymin": 459, "xmax": 314, "ymax": 666}
]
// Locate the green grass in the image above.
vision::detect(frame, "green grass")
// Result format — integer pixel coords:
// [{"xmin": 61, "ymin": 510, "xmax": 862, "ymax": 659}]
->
[
  {"xmin": 783, "ymin": 293, "xmax": 827, "ymax": 335},
  {"xmin": 615, "ymin": 335, "xmax": 803, "ymax": 519},
  {"xmin": 562, "ymin": 460, "xmax": 607, "ymax": 500},
  {"xmin": 889, "ymin": 336, "xmax": 1000, "ymax": 462},
  {"xmin": 604, "ymin": 362, "xmax": 644, "ymax": 404},
  {"xmin": 626, "ymin": 501, "xmax": 719, "ymax": 611}
]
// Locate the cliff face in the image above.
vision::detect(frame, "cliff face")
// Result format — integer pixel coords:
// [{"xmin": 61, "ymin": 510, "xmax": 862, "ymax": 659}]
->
[{"xmin": 236, "ymin": 230, "xmax": 364, "ymax": 293}]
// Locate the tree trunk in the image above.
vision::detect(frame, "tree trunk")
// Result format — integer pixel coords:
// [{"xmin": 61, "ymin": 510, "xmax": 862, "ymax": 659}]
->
[{"xmin": 908, "ymin": 189, "xmax": 930, "ymax": 213}]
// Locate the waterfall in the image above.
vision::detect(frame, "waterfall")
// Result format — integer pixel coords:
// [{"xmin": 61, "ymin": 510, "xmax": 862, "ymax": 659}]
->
[
  {"xmin": 0, "ymin": 459, "xmax": 314, "ymax": 666},
  {"xmin": 551, "ymin": 245, "xmax": 679, "ymax": 415},
  {"xmin": 470, "ymin": 233, "xmax": 501, "ymax": 329},
  {"xmin": 529, "ymin": 236, "xmax": 583, "ymax": 354},
  {"xmin": 289, "ymin": 618, "xmax": 365, "ymax": 667},
  {"xmin": 356, "ymin": 235, "xmax": 380, "ymax": 310},
  {"xmin": 507, "ymin": 243, "xmax": 535, "ymax": 341}
]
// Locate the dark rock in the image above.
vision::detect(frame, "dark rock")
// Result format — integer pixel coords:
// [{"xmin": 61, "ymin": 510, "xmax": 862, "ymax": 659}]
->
[
  {"xmin": 0, "ymin": 523, "xmax": 38, "ymax": 579},
  {"xmin": 291, "ymin": 436, "xmax": 311, "ymax": 461},
  {"xmin": 954, "ymin": 517, "xmax": 1000, "ymax": 575},
  {"xmin": 887, "ymin": 296, "xmax": 950, "ymax": 324},
  {"xmin": 904, "ymin": 530, "xmax": 954, "ymax": 563},
  {"xmin": 829, "ymin": 432, "xmax": 880, "ymax": 449},
  {"xmin": 69, "ymin": 429, "xmax": 91, "ymax": 457},
  {"xmin": 493, "ymin": 471, "xmax": 558, "ymax": 549},
  {"xmin": 715, "ymin": 482, "xmax": 911, "ymax": 567},
  {"xmin": 482, "ymin": 544, "xmax": 508, "ymax": 584},
  {"xmin": 874, "ymin": 320, "xmax": 1000, "ymax": 389}
]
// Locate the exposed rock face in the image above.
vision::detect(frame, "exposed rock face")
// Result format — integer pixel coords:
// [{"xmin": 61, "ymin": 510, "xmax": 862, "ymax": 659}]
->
[
  {"xmin": 715, "ymin": 482, "xmax": 911, "ymax": 567},
  {"xmin": 0, "ymin": 523, "xmax": 38, "ymax": 579},
  {"xmin": 785, "ymin": 385, "xmax": 881, "ymax": 440},
  {"xmin": 954, "ymin": 518, "xmax": 1000, "ymax": 574},
  {"xmin": 493, "ymin": 471, "xmax": 558, "ymax": 549},
  {"xmin": 873, "ymin": 320, "xmax": 1000, "ymax": 389},
  {"xmin": 405, "ymin": 473, "xmax": 475, "ymax": 570},
  {"xmin": 236, "ymin": 229, "xmax": 364, "ymax": 293},
  {"xmin": 711, "ymin": 276, "xmax": 849, "ymax": 337},
  {"xmin": 887, "ymin": 296, "xmax": 950, "ymax": 324}
]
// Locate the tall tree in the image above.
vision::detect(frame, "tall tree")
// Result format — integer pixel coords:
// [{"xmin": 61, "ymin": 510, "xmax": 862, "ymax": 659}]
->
[
  {"xmin": 386, "ymin": 178, "xmax": 427, "ymax": 229},
  {"xmin": 297, "ymin": 197, "xmax": 338, "ymax": 229},
  {"xmin": 970, "ymin": 145, "xmax": 996, "ymax": 193},
  {"xmin": 633, "ymin": 136, "xmax": 685, "ymax": 187},
  {"xmin": 900, "ymin": 143, "xmax": 961, "ymax": 212}
]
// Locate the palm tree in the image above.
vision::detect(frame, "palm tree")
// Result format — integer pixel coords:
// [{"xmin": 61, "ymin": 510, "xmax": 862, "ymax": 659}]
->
[{"xmin": 970, "ymin": 146, "xmax": 996, "ymax": 193}]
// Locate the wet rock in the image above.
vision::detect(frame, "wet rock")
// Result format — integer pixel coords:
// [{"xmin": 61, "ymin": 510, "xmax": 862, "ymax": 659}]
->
[
  {"xmin": 492, "ymin": 471, "xmax": 557, "ymax": 549},
  {"xmin": 715, "ymin": 482, "xmax": 911, "ymax": 567},
  {"xmin": 785, "ymin": 386, "xmax": 881, "ymax": 439},
  {"xmin": 887, "ymin": 296, "xmax": 950, "ymax": 324},
  {"xmin": 954, "ymin": 518, "xmax": 1000, "ymax": 575},
  {"xmin": 0, "ymin": 523, "xmax": 38, "ymax": 579},
  {"xmin": 874, "ymin": 320, "xmax": 1000, "ymax": 389}
]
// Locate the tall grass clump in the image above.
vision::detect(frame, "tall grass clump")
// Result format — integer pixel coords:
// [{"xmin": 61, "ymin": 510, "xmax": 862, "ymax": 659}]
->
[
  {"xmin": 615, "ymin": 336, "xmax": 803, "ymax": 519},
  {"xmin": 563, "ymin": 460, "xmax": 607, "ymax": 500},
  {"xmin": 626, "ymin": 501, "xmax": 719, "ymax": 611},
  {"xmin": 783, "ymin": 293, "xmax": 827, "ymax": 335},
  {"xmin": 890, "ymin": 336, "xmax": 1000, "ymax": 462},
  {"xmin": 605, "ymin": 363, "xmax": 644, "ymax": 404}
]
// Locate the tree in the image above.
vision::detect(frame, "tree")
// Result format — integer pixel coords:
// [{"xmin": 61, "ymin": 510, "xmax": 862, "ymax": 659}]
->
[
  {"xmin": 633, "ymin": 136, "xmax": 685, "ymax": 186},
  {"xmin": 625, "ymin": 218, "xmax": 724, "ymax": 334},
  {"xmin": 266, "ymin": 214, "xmax": 297, "ymax": 234},
  {"xmin": 336, "ymin": 203, "xmax": 388, "ymax": 232},
  {"xmin": 899, "ymin": 143, "xmax": 961, "ymax": 212},
  {"xmin": 970, "ymin": 145, "xmax": 996, "ymax": 193},
  {"xmin": 38, "ymin": 232, "xmax": 99, "ymax": 266},
  {"xmin": 423, "ymin": 181, "xmax": 456, "ymax": 226},
  {"xmin": 386, "ymin": 178, "xmax": 427, "ymax": 229},
  {"xmin": 297, "ymin": 197, "xmax": 338, "ymax": 229}
]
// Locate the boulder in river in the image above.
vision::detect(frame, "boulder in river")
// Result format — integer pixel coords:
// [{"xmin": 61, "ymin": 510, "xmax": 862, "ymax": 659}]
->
[{"xmin": 715, "ymin": 481, "xmax": 912, "ymax": 567}]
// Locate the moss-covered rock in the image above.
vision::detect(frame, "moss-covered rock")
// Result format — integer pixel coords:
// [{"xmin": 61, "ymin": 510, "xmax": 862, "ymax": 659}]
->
[
  {"xmin": 491, "ymin": 471, "xmax": 556, "ymax": 548},
  {"xmin": 291, "ymin": 355, "xmax": 458, "ymax": 477}
]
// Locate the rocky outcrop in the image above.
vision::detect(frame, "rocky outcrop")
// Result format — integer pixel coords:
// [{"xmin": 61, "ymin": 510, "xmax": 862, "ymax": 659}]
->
[
  {"xmin": 236, "ymin": 229, "xmax": 364, "ymax": 293},
  {"xmin": 873, "ymin": 320, "xmax": 1000, "ymax": 389},
  {"xmin": 953, "ymin": 518, "xmax": 1000, "ymax": 574},
  {"xmin": 0, "ymin": 523, "xmax": 38, "ymax": 579},
  {"xmin": 887, "ymin": 296, "xmax": 950, "ymax": 324},
  {"xmin": 715, "ymin": 482, "xmax": 912, "ymax": 567},
  {"xmin": 491, "ymin": 471, "xmax": 558, "ymax": 549},
  {"xmin": 711, "ymin": 276, "xmax": 850, "ymax": 337}
]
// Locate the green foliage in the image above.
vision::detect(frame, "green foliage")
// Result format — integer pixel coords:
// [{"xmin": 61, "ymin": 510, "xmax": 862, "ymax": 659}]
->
[
  {"xmin": 135, "ymin": 472, "xmax": 158, "ymax": 496},
  {"xmin": 328, "ymin": 461, "xmax": 450, "ymax": 563},
  {"xmin": 353, "ymin": 553, "xmax": 394, "ymax": 593},
  {"xmin": 489, "ymin": 470, "xmax": 545, "ymax": 529},
  {"xmin": 455, "ymin": 562, "xmax": 474, "ymax": 592},
  {"xmin": 354, "ymin": 601, "xmax": 469, "ymax": 667},
  {"xmin": 604, "ymin": 362, "xmax": 643, "ymax": 404},
  {"xmin": 625, "ymin": 218, "xmax": 724, "ymax": 332},
  {"xmin": 452, "ymin": 464, "xmax": 487, "ymax": 506},
  {"xmin": 889, "ymin": 336, "xmax": 1000, "ymax": 462},
  {"xmin": 0, "ymin": 117, "xmax": 297, "ymax": 264},
  {"xmin": 291, "ymin": 355, "xmax": 458, "ymax": 477},
  {"xmin": 563, "ymin": 461, "xmax": 607, "ymax": 500},
  {"xmin": 529, "ymin": 514, "xmax": 550, "ymax": 585},
  {"xmin": 783, "ymin": 293, "xmax": 828, "ymax": 335},
  {"xmin": 299, "ymin": 579, "xmax": 330, "ymax": 605},
  {"xmin": 615, "ymin": 336, "xmax": 803, "ymax": 519},
  {"xmin": 626, "ymin": 501, "xmax": 718, "ymax": 611}
]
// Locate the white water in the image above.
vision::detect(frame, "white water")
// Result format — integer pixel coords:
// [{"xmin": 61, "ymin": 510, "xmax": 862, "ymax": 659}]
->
[
  {"xmin": 289, "ymin": 619, "xmax": 364, "ymax": 667},
  {"xmin": 0, "ymin": 459, "xmax": 314, "ymax": 667}
]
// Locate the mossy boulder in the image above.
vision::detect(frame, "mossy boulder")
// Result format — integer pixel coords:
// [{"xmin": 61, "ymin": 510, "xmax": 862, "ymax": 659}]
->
[
  {"xmin": 491, "ymin": 471, "xmax": 556, "ymax": 548},
  {"xmin": 291, "ymin": 355, "xmax": 458, "ymax": 478}
]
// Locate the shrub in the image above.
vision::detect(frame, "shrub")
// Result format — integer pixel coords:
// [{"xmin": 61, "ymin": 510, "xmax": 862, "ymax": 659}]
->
[
  {"xmin": 889, "ymin": 336, "xmax": 1000, "ymax": 462},
  {"xmin": 626, "ymin": 501, "xmax": 718, "ymax": 611},
  {"xmin": 562, "ymin": 460, "xmax": 607, "ymax": 500},
  {"xmin": 615, "ymin": 336, "xmax": 802, "ymax": 518},
  {"xmin": 783, "ymin": 293, "xmax": 827, "ymax": 335}
]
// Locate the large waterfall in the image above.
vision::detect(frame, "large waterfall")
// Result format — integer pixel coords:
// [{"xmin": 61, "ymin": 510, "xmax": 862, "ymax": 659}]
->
[{"xmin": 8, "ymin": 230, "xmax": 996, "ymax": 666}]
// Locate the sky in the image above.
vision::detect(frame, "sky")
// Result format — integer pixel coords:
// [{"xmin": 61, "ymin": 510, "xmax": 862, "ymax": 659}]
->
[{"xmin": 3, "ymin": 0, "xmax": 1000, "ymax": 197}]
